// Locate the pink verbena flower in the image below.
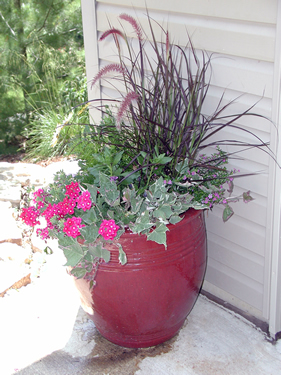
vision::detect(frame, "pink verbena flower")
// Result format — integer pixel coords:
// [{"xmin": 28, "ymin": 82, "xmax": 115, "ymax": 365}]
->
[
  {"xmin": 36, "ymin": 227, "xmax": 49, "ymax": 240},
  {"xmin": 52, "ymin": 203, "xmax": 66, "ymax": 220},
  {"xmin": 98, "ymin": 219, "xmax": 119, "ymax": 240},
  {"xmin": 33, "ymin": 188, "xmax": 44, "ymax": 202},
  {"xmin": 33, "ymin": 188, "xmax": 46, "ymax": 209},
  {"xmin": 61, "ymin": 196, "xmax": 77, "ymax": 215},
  {"xmin": 77, "ymin": 191, "xmax": 92, "ymax": 211},
  {"xmin": 37, "ymin": 201, "xmax": 45, "ymax": 209},
  {"xmin": 20, "ymin": 206, "xmax": 41, "ymax": 227},
  {"xmin": 63, "ymin": 217, "xmax": 84, "ymax": 238},
  {"xmin": 65, "ymin": 182, "xmax": 81, "ymax": 199},
  {"xmin": 42, "ymin": 204, "xmax": 55, "ymax": 221}
]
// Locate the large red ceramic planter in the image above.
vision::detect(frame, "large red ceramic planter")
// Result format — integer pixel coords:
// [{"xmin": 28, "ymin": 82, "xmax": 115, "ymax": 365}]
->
[{"xmin": 74, "ymin": 208, "xmax": 207, "ymax": 348}]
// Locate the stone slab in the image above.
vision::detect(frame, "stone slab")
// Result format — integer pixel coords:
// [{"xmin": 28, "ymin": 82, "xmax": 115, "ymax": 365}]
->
[
  {"xmin": 0, "ymin": 260, "xmax": 31, "ymax": 295},
  {"xmin": 0, "ymin": 201, "xmax": 22, "ymax": 242}
]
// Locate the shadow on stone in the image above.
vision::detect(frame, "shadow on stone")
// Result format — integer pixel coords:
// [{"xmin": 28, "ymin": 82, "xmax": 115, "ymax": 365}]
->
[{"xmin": 16, "ymin": 320, "xmax": 178, "ymax": 375}]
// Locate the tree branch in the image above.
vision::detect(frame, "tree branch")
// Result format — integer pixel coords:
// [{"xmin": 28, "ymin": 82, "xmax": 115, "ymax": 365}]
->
[
  {"xmin": 0, "ymin": 10, "xmax": 16, "ymax": 38},
  {"xmin": 37, "ymin": 1, "xmax": 54, "ymax": 33}
]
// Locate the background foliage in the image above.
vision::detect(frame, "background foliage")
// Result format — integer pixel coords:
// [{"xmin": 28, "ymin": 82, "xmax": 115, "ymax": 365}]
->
[{"xmin": 0, "ymin": 0, "xmax": 86, "ymax": 156}]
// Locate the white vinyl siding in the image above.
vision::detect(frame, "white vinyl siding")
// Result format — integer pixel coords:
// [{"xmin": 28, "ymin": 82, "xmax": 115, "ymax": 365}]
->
[{"xmin": 81, "ymin": 0, "xmax": 281, "ymax": 336}]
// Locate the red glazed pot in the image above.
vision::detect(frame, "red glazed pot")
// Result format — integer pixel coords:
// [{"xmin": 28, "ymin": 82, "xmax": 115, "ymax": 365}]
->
[{"xmin": 74, "ymin": 208, "xmax": 207, "ymax": 348}]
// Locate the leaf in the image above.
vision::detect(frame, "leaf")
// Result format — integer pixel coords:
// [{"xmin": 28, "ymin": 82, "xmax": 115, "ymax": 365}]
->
[
  {"xmin": 131, "ymin": 196, "xmax": 144, "ymax": 214},
  {"xmin": 176, "ymin": 158, "xmax": 189, "ymax": 173},
  {"xmin": 88, "ymin": 243, "xmax": 101, "ymax": 257},
  {"xmin": 140, "ymin": 151, "xmax": 148, "ymax": 158},
  {"xmin": 87, "ymin": 166, "xmax": 100, "ymax": 180},
  {"xmin": 222, "ymin": 204, "xmax": 234, "ymax": 222},
  {"xmin": 80, "ymin": 224, "xmax": 99, "ymax": 243},
  {"xmin": 70, "ymin": 268, "xmax": 87, "ymax": 279},
  {"xmin": 85, "ymin": 184, "xmax": 98, "ymax": 203},
  {"xmin": 84, "ymin": 251, "xmax": 94, "ymax": 262},
  {"xmin": 243, "ymin": 191, "xmax": 254, "ymax": 203},
  {"xmin": 160, "ymin": 205, "xmax": 173, "ymax": 219},
  {"xmin": 88, "ymin": 243, "xmax": 111, "ymax": 262},
  {"xmin": 163, "ymin": 194, "xmax": 177, "ymax": 205},
  {"xmin": 153, "ymin": 208, "xmax": 166, "ymax": 220},
  {"xmin": 117, "ymin": 244, "xmax": 127, "ymax": 265},
  {"xmin": 57, "ymin": 234, "xmax": 76, "ymax": 247},
  {"xmin": 150, "ymin": 177, "xmax": 168, "ymax": 198},
  {"xmin": 62, "ymin": 243, "xmax": 84, "ymax": 267},
  {"xmin": 152, "ymin": 153, "xmax": 172, "ymax": 164},
  {"xmin": 227, "ymin": 180, "xmax": 234, "ymax": 194},
  {"xmin": 147, "ymin": 223, "xmax": 169, "ymax": 248},
  {"xmin": 99, "ymin": 172, "xmax": 115, "ymax": 193},
  {"xmin": 100, "ymin": 247, "xmax": 111, "ymax": 263},
  {"xmin": 133, "ymin": 211, "xmax": 153, "ymax": 233},
  {"xmin": 113, "ymin": 150, "xmax": 123, "ymax": 166},
  {"xmin": 99, "ymin": 172, "xmax": 120, "ymax": 205},
  {"xmin": 107, "ymin": 210, "xmax": 115, "ymax": 219},
  {"xmin": 174, "ymin": 181, "xmax": 192, "ymax": 188},
  {"xmin": 81, "ymin": 208, "xmax": 98, "ymax": 224},
  {"xmin": 169, "ymin": 215, "xmax": 183, "ymax": 225}
]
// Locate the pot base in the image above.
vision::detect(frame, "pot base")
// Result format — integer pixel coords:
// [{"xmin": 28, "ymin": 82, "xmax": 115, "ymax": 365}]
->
[{"xmin": 74, "ymin": 209, "xmax": 207, "ymax": 348}]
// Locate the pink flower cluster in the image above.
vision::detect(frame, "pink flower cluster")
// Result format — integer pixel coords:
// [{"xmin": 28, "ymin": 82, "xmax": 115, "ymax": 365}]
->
[
  {"xmin": 20, "ymin": 182, "xmax": 92, "ymax": 240},
  {"xmin": 66, "ymin": 181, "xmax": 81, "ymax": 199},
  {"xmin": 33, "ymin": 188, "xmax": 45, "ymax": 209},
  {"xmin": 20, "ymin": 206, "xmax": 40, "ymax": 227},
  {"xmin": 202, "ymin": 191, "xmax": 224, "ymax": 208},
  {"xmin": 77, "ymin": 191, "xmax": 92, "ymax": 211},
  {"xmin": 98, "ymin": 219, "xmax": 119, "ymax": 240},
  {"xmin": 63, "ymin": 217, "xmax": 84, "ymax": 238}
]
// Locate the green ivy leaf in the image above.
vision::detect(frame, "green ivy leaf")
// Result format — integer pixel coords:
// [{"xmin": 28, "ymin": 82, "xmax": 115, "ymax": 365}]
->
[
  {"xmin": 117, "ymin": 244, "xmax": 127, "ymax": 265},
  {"xmin": 176, "ymin": 158, "xmax": 189, "ymax": 173},
  {"xmin": 147, "ymin": 223, "xmax": 169, "ymax": 248},
  {"xmin": 243, "ymin": 191, "xmax": 254, "ymax": 203},
  {"xmin": 133, "ymin": 211, "xmax": 153, "ymax": 233},
  {"xmin": 153, "ymin": 208, "xmax": 167, "ymax": 220},
  {"xmin": 131, "ymin": 196, "xmax": 143, "ymax": 214},
  {"xmin": 223, "ymin": 204, "xmax": 234, "ymax": 222},
  {"xmin": 150, "ymin": 177, "xmax": 165, "ymax": 196},
  {"xmin": 169, "ymin": 215, "xmax": 183, "ymax": 225},
  {"xmin": 164, "ymin": 193, "xmax": 177, "ymax": 204},
  {"xmin": 227, "ymin": 180, "xmax": 234, "ymax": 194},
  {"xmin": 160, "ymin": 205, "xmax": 173, "ymax": 219}
]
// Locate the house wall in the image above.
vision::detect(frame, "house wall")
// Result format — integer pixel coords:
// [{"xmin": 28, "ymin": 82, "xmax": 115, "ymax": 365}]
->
[{"xmin": 81, "ymin": 0, "xmax": 281, "ymax": 336}]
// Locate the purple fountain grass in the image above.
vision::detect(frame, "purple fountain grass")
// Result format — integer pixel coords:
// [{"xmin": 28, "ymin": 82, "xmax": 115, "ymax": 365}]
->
[
  {"xmin": 119, "ymin": 13, "xmax": 143, "ymax": 41},
  {"xmin": 99, "ymin": 28, "xmax": 125, "ymax": 42},
  {"xmin": 116, "ymin": 91, "xmax": 139, "ymax": 130},
  {"xmin": 91, "ymin": 63, "xmax": 125, "ymax": 89},
  {"xmin": 81, "ymin": 11, "xmax": 275, "ymax": 207}
]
